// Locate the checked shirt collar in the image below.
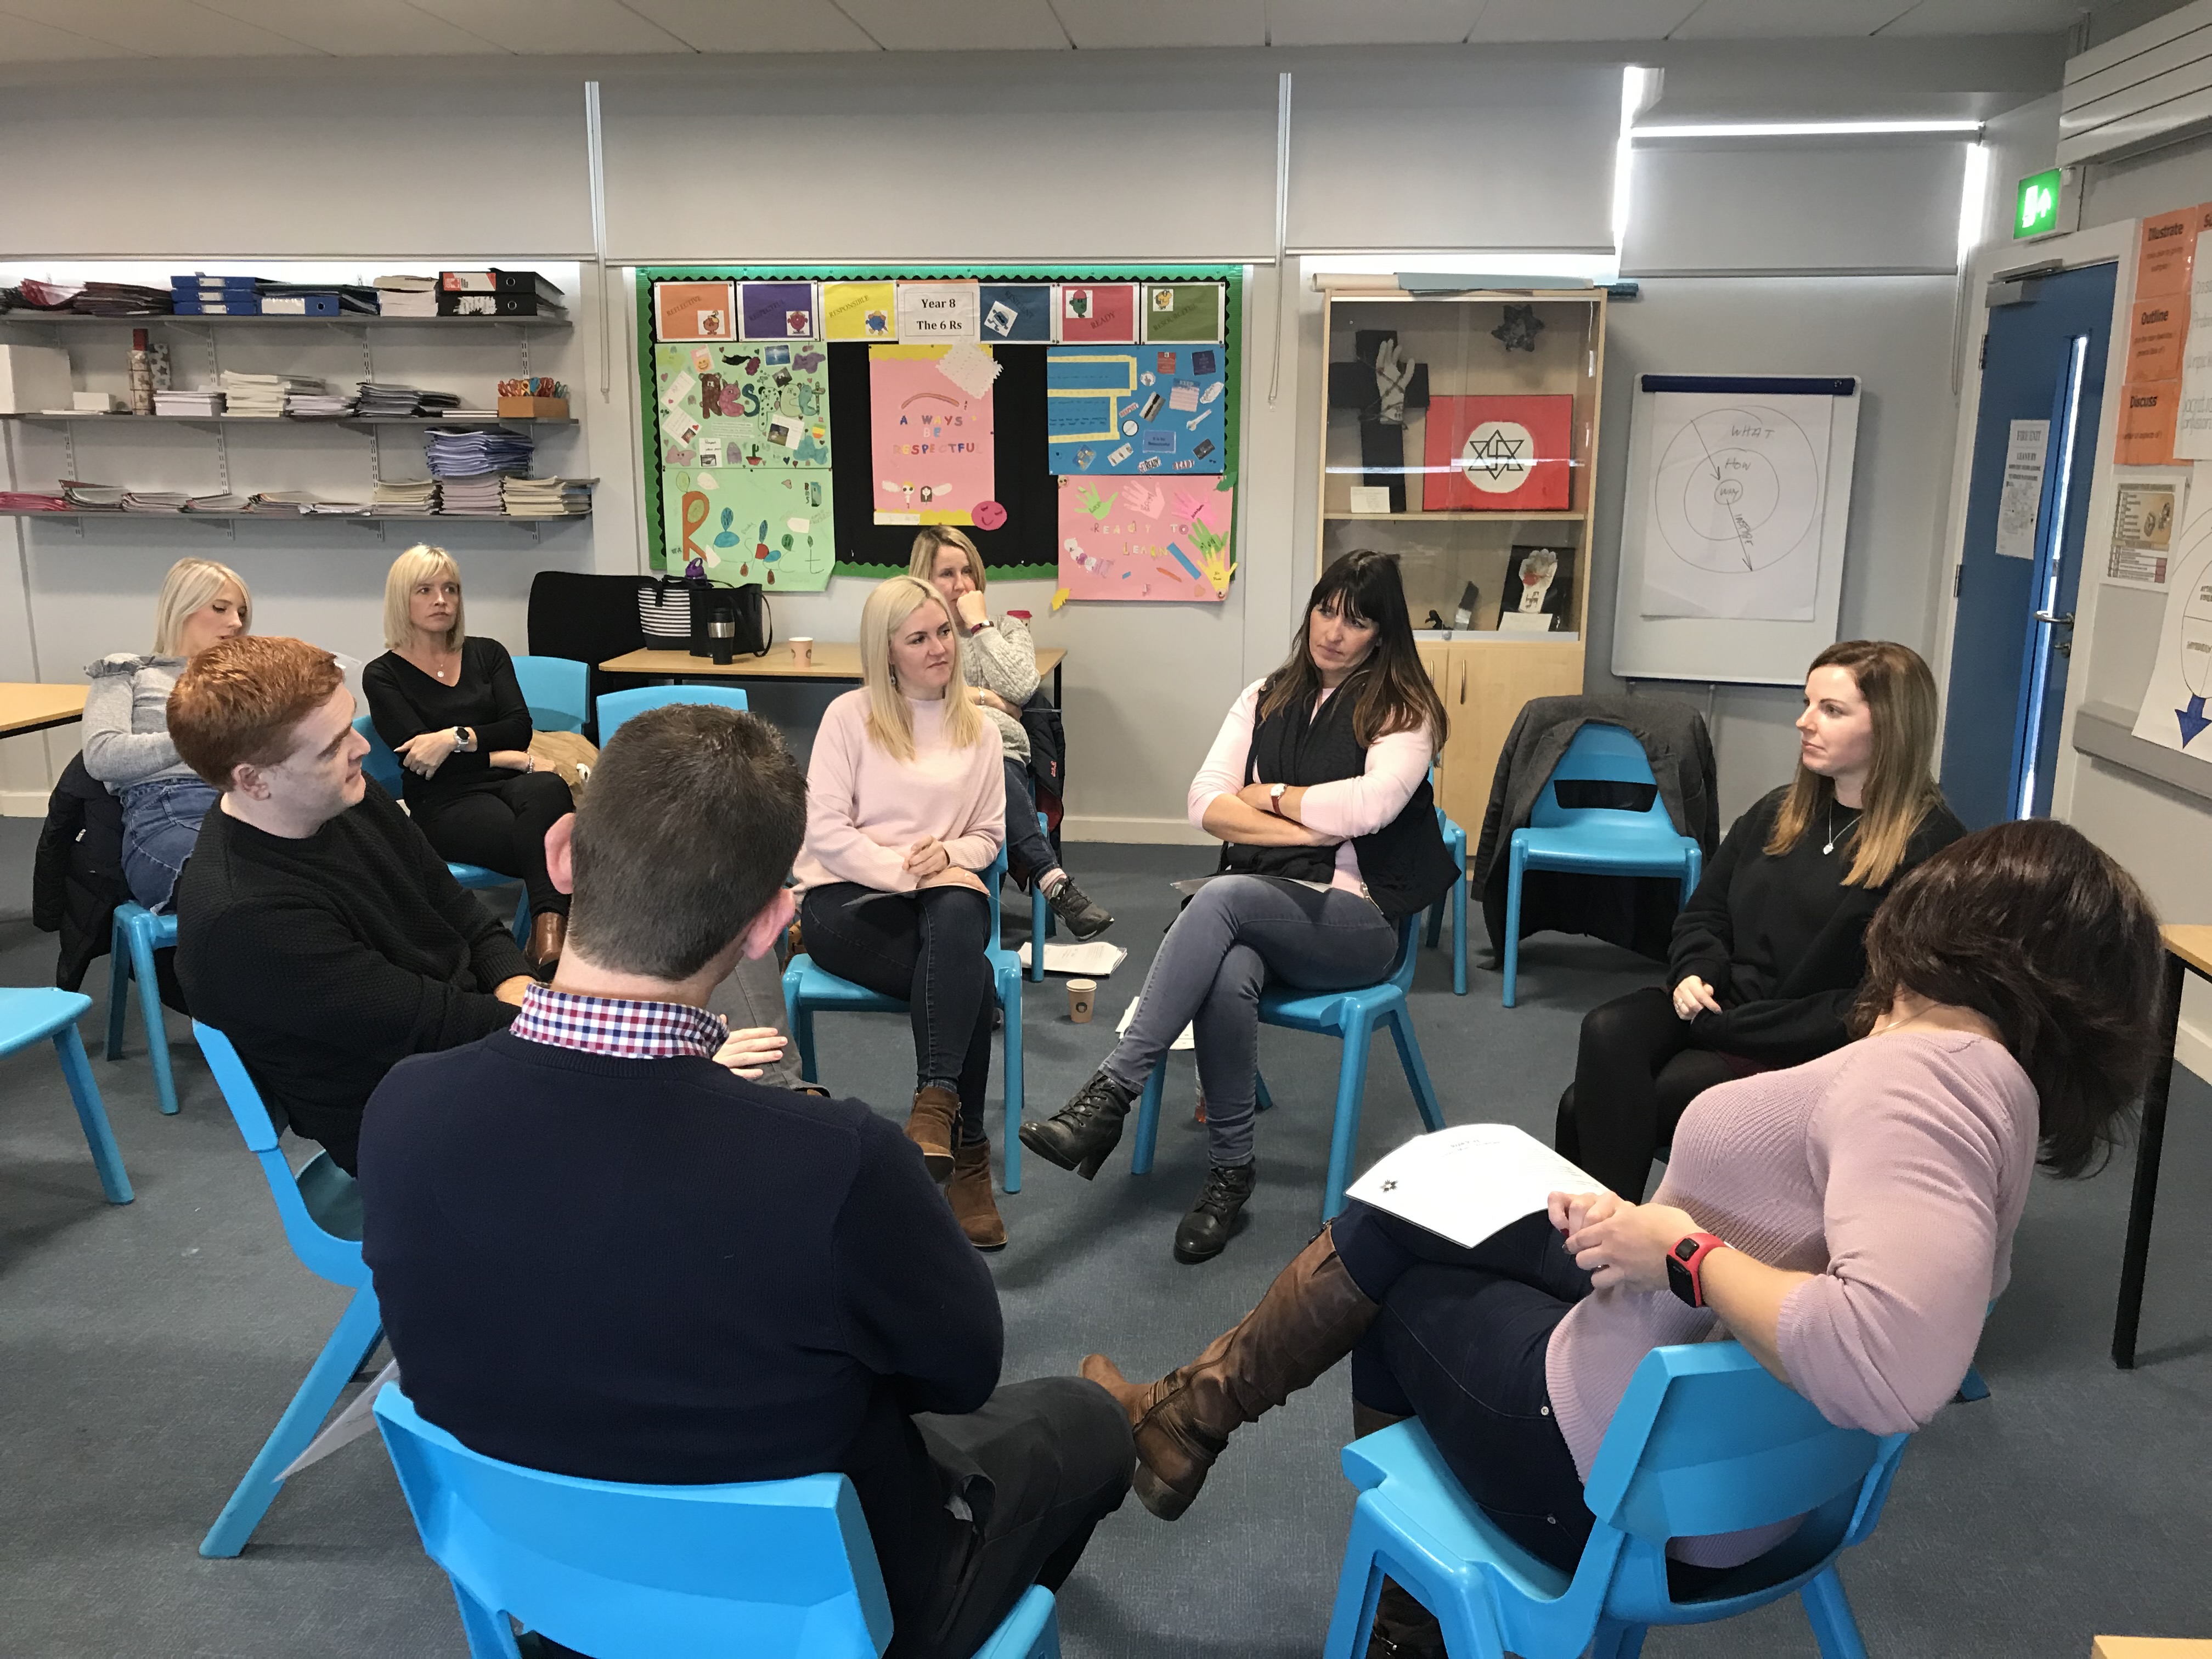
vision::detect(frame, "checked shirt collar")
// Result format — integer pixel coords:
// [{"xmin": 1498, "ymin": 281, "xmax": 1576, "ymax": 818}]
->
[{"xmin": 509, "ymin": 981, "xmax": 727, "ymax": 1060}]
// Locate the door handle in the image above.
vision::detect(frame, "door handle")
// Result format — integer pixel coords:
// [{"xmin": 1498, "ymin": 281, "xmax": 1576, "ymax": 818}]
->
[{"xmin": 2034, "ymin": 610, "xmax": 2074, "ymax": 625}]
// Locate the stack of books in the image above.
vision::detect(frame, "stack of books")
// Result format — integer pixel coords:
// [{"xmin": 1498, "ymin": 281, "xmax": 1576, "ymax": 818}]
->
[
  {"xmin": 183, "ymin": 493, "xmax": 251, "ymax": 514},
  {"xmin": 438, "ymin": 476, "xmax": 505, "ymax": 516},
  {"xmin": 371, "ymin": 479, "xmax": 439, "ymax": 515},
  {"xmin": 437, "ymin": 269, "xmax": 566, "ymax": 319},
  {"xmin": 0, "ymin": 491, "xmax": 70, "ymax": 512},
  {"xmin": 153, "ymin": 388, "xmax": 225, "ymax": 417},
  {"xmin": 501, "ymin": 476, "xmax": 596, "ymax": 517},
  {"xmin": 221, "ymin": 372, "xmax": 324, "ymax": 418},
  {"xmin": 424, "ymin": 428, "xmax": 533, "ymax": 477},
  {"xmin": 172, "ymin": 274, "xmax": 258, "ymax": 316},
  {"xmin": 245, "ymin": 490, "xmax": 318, "ymax": 515},
  {"xmin": 121, "ymin": 489, "xmax": 191, "ymax": 514},
  {"xmin": 357, "ymin": 383, "xmax": 460, "ymax": 419},
  {"xmin": 75, "ymin": 282, "xmax": 173, "ymax": 317},
  {"xmin": 286, "ymin": 388, "xmax": 357, "ymax": 418},
  {"xmin": 61, "ymin": 481, "xmax": 126, "ymax": 510},
  {"xmin": 373, "ymin": 276, "xmax": 438, "ymax": 318},
  {"xmin": 260, "ymin": 284, "xmax": 377, "ymax": 317}
]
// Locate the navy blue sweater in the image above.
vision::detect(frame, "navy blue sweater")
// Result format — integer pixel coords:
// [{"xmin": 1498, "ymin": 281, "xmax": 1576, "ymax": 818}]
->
[{"xmin": 357, "ymin": 1031, "xmax": 1002, "ymax": 1638}]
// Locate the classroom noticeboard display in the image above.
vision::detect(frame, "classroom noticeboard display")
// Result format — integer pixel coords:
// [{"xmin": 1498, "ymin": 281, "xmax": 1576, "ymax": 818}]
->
[
  {"xmin": 1059, "ymin": 476, "xmax": 1235, "ymax": 602},
  {"xmin": 663, "ymin": 467, "xmax": 836, "ymax": 589},
  {"xmin": 1047, "ymin": 343, "xmax": 1225, "ymax": 476},
  {"xmin": 655, "ymin": 343, "xmax": 830, "ymax": 471},
  {"xmin": 870, "ymin": 343, "xmax": 996, "ymax": 526}
]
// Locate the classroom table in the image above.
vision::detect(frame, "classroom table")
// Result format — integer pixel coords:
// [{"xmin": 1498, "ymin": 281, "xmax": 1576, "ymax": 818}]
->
[
  {"xmin": 0, "ymin": 682, "xmax": 87, "ymax": 738},
  {"xmin": 599, "ymin": 644, "xmax": 1068, "ymax": 705},
  {"xmin": 2112, "ymin": 924, "xmax": 2212, "ymax": 1368}
]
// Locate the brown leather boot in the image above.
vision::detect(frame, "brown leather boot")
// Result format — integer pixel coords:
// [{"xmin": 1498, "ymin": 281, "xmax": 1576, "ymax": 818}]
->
[
  {"xmin": 946, "ymin": 1139, "xmax": 1007, "ymax": 1251},
  {"xmin": 1349, "ymin": 1404, "xmax": 1445, "ymax": 1658},
  {"xmin": 1081, "ymin": 1226, "xmax": 1376, "ymax": 1520},
  {"xmin": 526, "ymin": 912, "xmax": 566, "ymax": 970},
  {"xmin": 905, "ymin": 1086, "xmax": 960, "ymax": 1182}
]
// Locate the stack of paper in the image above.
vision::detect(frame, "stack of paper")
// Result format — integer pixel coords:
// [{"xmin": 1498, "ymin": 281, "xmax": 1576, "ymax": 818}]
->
[
  {"xmin": 221, "ymin": 372, "xmax": 324, "ymax": 418},
  {"xmin": 1344, "ymin": 1125, "xmax": 1604, "ymax": 1249},
  {"xmin": 438, "ymin": 475, "xmax": 505, "ymax": 516},
  {"xmin": 61, "ymin": 481, "xmax": 126, "ymax": 510},
  {"xmin": 245, "ymin": 490, "xmax": 319, "ymax": 515},
  {"xmin": 183, "ymin": 492, "xmax": 251, "ymax": 514},
  {"xmin": 1015, "ymin": 940, "xmax": 1129, "ymax": 975},
  {"xmin": 372, "ymin": 275, "xmax": 438, "ymax": 318},
  {"xmin": 301, "ymin": 499, "xmax": 373, "ymax": 516},
  {"xmin": 357, "ymin": 383, "xmax": 460, "ymax": 419},
  {"xmin": 286, "ymin": 389, "xmax": 357, "ymax": 419},
  {"xmin": 501, "ymin": 476, "xmax": 596, "ymax": 516},
  {"xmin": 371, "ymin": 478, "xmax": 438, "ymax": 515},
  {"xmin": 0, "ymin": 491, "xmax": 69, "ymax": 512},
  {"xmin": 424, "ymin": 428, "xmax": 533, "ymax": 477},
  {"xmin": 121, "ymin": 490, "xmax": 191, "ymax": 514},
  {"xmin": 153, "ymin": 389, "xmax": 224, "ymax": 417}
]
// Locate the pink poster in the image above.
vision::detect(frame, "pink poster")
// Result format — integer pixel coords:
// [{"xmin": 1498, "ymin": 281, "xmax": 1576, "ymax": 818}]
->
[
  {"xmin": 869, "ymin": 343, "xmax": 996, "ymax": 525},
  {"xmin": 1057, "ymin": 476, "xmax": 1235, "ymax": 603}
]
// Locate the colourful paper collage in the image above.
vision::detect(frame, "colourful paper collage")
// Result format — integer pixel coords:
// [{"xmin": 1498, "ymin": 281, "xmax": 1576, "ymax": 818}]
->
[
  {"xmin": 1046, "ymin": 342, "xmax": 1224, "ymax": 476},
  {"xmin": 870, "ymin": 344, "xmax": 997, "ymax": 526},
  {"xmin": 654, "ymin": 343, "xmax": 831, "ymax": 470},
  {"xmin": 662, "ymin": 467, "xmax": 836, "ymax": 590},
  {"xmin": 1058, "ymin": 476, "xmax": 1235, "ymax": 603}
]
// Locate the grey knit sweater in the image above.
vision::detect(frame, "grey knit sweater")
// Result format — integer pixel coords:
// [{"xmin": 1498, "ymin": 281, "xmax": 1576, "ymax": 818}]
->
[
  {"xmin": 82, "ymin": 654, "xmax": 194, "ymax": 789},
  {"xmin": 962, "ymin": 616, "xmax": 1039, "ymax": 764}
]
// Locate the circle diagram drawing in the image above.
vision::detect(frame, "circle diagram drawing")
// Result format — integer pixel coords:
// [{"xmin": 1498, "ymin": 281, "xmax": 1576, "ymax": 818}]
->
[{"xmin": 1652, "ymin": 404, "xmax": 1822, "ymax": 574}]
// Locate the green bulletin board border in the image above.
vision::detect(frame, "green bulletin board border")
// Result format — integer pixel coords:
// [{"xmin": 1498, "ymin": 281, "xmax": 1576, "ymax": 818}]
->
[{"xmin": 634, "ymin": 263, "xmax": 1245, "ymax": 584}]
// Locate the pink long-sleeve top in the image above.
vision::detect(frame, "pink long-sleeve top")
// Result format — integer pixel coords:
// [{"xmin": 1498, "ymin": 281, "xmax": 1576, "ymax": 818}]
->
[
  {"xmin": 793, "ymin": 689, "xmax": 1006, "ymax": 895},
  {"xmin": 1188, "ymin": 679, "xmax": 1436, "ymax": 896},
  {"xmin": 1545, "ymin": 1030, "xmax": 2036, "ymax": 1565}
]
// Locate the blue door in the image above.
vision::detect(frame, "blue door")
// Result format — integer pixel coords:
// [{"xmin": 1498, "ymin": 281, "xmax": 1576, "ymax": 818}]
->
[{"xmin": 1940, "ymin": 261, "xmax": 2116, "ymax": 828}]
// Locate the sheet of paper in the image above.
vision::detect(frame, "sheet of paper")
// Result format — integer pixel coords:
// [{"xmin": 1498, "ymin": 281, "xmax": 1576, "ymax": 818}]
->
[
  {"xmin": 1116, "ymin": 996, "xmax": 1192, "ymax": 1050},
  {"xmin": 870, "ymin": 344, "xmax": 996, "ymax": 526},
  {"xmin": 1017, "ymin": 940, "xmax": 1129, "ymax": 975},
  {"xmin": 2107, "ymin": 475, "xmax": 2186, "ymax": 591},
  {"xmin": 1995, "ymin": 418, "xmax": 2051, "ymax": 560},
  {"xmin": 1344, "ymin": 1124, "xmax": 1605, "ymax": 1249},
  {"xmin": 937, "ymin": 340, "xmax": 1003, "ymax": 401},
  {"xmin": 278, "ymin": 1358, "xmax": 399, "ymax": 1478}
]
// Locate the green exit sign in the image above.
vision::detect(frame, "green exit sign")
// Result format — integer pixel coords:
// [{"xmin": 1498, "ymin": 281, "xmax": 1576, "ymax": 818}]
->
[{"xmin": 2016, "ymin": 168, "xmax": 2062, "ymax": 239}]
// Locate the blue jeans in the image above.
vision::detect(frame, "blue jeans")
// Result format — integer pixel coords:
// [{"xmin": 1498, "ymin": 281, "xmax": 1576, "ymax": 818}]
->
[{"xmin": 120, "ymin": 776, "xmax": 220, "ymax": 912}]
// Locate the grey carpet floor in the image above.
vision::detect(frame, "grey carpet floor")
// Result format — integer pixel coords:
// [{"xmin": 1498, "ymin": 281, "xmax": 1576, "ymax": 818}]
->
[{"xmin": 2, "ymin": 827, "xmax": 2208, "ymax": 1657}]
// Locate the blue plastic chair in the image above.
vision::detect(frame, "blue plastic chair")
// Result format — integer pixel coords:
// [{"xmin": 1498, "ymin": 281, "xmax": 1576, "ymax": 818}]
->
[
  {"xmin": 595, "ymin": 682, "xmax": 751, "ymax": 741},
  {"xmin": 1504, "ymin": 724, "xmax": 1702, "ymax": 1009},
  {"xmin": 1128, "ymin": 910, "xmax": 1443, "ymax": 1221},
  {"xmin": 354, "ymin": 716, "xmax": 529, "ymax": 947},
  {"xmin": 784, "ymin": 846, "xmax": 1028, "ymax": 1192},
  {"xmin": 375, "ymin": 1386, "xmax": 1060, "ymax": 1659},
  {"xmin": 1424, "ymin": 797, "xmax": 1470, "ymax": 997},
  {"xmin": 105, "ymin": 900, "xmax": 182, "ymax": 1115},
  {"xmin": 508, "ymin": 653, "xmax": 589, "ymax": 733},
  {"xmin": 191, "ymin": 1022, "xmax": 384, "ymax": 1558},
  {"xmin": 1, "ymin": 987, "xmax": 132, "ymax": 1204},
  {"xmin": 1322, "ymin": 1342, "xmax": 1910, "ymax": 1659}
]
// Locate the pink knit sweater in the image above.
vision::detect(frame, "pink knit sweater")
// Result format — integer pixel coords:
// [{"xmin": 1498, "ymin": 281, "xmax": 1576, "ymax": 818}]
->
[
  {"xmin": 792, "ymin": 689, "xmax": 1005, "ymax": 895},
  {"xmin": 1545, "ymin": 1031, "xmax": 2037, "ymax": 1563}
]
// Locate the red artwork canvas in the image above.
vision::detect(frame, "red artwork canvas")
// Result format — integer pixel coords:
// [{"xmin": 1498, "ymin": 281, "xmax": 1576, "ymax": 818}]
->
[{"xmin": 1420, "ymin": 394, "xmax": 1573, "ymax": 512}]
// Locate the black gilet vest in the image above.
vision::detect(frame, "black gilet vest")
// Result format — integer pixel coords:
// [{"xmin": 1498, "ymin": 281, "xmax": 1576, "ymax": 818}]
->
[{"xmin": 1217, "ymin": 675, "xmax": 1458, "ymax": 919}]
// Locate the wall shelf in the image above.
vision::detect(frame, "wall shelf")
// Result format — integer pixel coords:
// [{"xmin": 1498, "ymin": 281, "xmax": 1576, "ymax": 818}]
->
[
  {"xmin": 0, "ymin": 508, "xmax": 588, "ymax": 522},
  {"xmin": 0, "ymin": 313, "xmax": 569, "ymax": 329},
  {"xmin": 0, "ymin": 413, "xmax": 572, "ymax": 426}
]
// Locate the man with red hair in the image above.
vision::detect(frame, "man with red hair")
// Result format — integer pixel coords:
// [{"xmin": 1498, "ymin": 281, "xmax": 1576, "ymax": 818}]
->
[{"xmin": 171, "ymin": 634, "xmax": 533, "ymax": 1173}]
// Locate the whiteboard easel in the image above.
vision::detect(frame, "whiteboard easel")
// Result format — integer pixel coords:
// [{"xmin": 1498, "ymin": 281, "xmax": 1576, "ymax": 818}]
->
[{"xmin": 1610, "ymin": 374, "xmax": 1860, "ymax": 685}]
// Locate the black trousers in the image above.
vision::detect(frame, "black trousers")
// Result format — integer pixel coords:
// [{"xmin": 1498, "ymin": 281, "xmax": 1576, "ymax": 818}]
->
[
  {"xmin": 1335, "ymin": 1204, "xmax": 1596, "ymax": 1573},
  {"xmin": 905, "ymin": 1378, "xmax": 1134, "ymax": 1659},
  {"xmin": 1554, "ymin": 985, "xmax": 1743, "ymax": 1201},
  {"xmin": 800, "ymin": 884, "xmax": 996, "ymax": 1141},
  {"xmin": 412, "ymin": 771, "xmax": 575, "ymax": 919},
  {"xmin": 1001, "ymin": 758, "xmax": 1059, "ymax": 887}
]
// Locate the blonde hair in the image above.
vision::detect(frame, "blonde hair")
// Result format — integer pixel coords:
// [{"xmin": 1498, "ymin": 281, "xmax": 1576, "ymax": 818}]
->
[
  {"xmin": 907, "ymin": 526, "xmax": 987, "ymax": 595},
  {"xmin": 1767, "ymin": 639, "xmax": 1944, "ymax": 888},
  {"xmin": 859, "ymin": 576, "xmax": 986, "ymax": 762},
  {"xmin": 383, "ymin": 545, "xmax": 466, "ymax": 652},
  {"xmin": 152, "ymin": 558, "xmax": 251, "ymax": 657}
]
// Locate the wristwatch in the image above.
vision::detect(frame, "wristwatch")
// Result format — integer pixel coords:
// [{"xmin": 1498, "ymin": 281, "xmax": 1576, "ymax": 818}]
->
[
  {"xmin": 455, "ymin": 726, "xmax": 476, "ymax": 752},
  {"xmin": 1269, "ymin": 782, "xmax": 1289, "ymax": 815},
  {"xmin": 1666, "ymin": 1232, "xmax": 1730, "ymax": 1308}
]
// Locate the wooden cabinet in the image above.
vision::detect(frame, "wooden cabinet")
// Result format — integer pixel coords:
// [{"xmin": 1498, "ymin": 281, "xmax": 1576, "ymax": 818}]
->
[{"xmin": 1322, "ymin": 282, "xmax": 1609, "ymax": 843}]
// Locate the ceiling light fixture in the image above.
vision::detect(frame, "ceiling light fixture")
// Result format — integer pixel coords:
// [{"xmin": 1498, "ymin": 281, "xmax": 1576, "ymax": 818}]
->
[{"xmin": 1631, "ymin": 120, "xmax": 1983, "ymax": 139}]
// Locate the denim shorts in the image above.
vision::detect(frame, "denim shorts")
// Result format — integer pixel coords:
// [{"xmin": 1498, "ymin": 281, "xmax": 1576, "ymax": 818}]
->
[{"xmin": 120, "ymin": 775, "xmax": 221, "ymax": 912}]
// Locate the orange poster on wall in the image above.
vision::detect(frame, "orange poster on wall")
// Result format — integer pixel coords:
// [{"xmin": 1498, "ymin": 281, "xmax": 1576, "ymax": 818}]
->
[
  {"xmin": 2130, "ymin": 296, "xmax": 2188, "ymax": 381},
  {"xmin": 2117, "ymin": 380, "xmax": 2180, "ymax": 466},
  {"xmin": 2139, "ymin": 211, "xmax": 2199, "ymax": 297}
]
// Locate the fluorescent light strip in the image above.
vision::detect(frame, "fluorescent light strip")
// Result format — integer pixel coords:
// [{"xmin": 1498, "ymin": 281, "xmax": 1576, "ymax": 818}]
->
[
  {"xmin": 1956, "ymin": 142, "xmax": 1991, "ymax": 267},
  {"xmin": 1632, "ymin": 120, "xmax": 1983, "ymax": 139}
]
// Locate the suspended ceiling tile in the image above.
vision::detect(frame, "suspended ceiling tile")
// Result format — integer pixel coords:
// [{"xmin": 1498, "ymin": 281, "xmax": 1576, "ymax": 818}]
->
[
  {"xmin": 1875, "ymin": 0, "xmax": 2085, "ymax": 34},
  {"xmin": 187, "ymin": 0, "xmax": 509, "ymax": 55},
  {"xmin": 1469, "ymin": 0, "xmax": 1702, "ymax": 41},
  {"xmin": 829, "ymin": 0, "xmax": 1073, "ymax": 51},
  {"xmin": 403, "ymin": 0, "xmax": 693, "ymax": 54},
  {"xmin": 0, "ymin": 7, "xmax": 141, "ymax": 57},
  {"xmin": 1669, "ymin": 0, "xmax": 1921, "ymax": 37},
  {"xmin": 0, "ymin": 0, "xmax": 317, "ymax": 55},
  {"xmin": 1266, "ymin": 0, "xmax": 1484, "ymax": 46},
  {"xmin": 619, "ymin": 0, "xmax": 880, "ymax": 53},
  {"xmin": 1050, "ymin": 0, "xmax": 1266, "ymax": 49}
]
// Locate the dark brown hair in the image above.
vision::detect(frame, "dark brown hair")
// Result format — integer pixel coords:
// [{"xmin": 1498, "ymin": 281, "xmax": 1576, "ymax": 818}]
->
[
  {"xmin": 1259, "ymin": 550, "xmax": 1448, "ymax": 747},
  {"xmin": 1767, "ymin": 640, "xmax": 1944, "ymax": 888},
  {"xmin": 167, "ymin": 635, "xmax": 346, "ymax": 791},
  {"xmin": 568, "ymin": 704, "xmax": 808, "ymax": 980},
  {"xmin": 1852, "ymin": 819, "xmax": 2164, "ymax": 1177}
]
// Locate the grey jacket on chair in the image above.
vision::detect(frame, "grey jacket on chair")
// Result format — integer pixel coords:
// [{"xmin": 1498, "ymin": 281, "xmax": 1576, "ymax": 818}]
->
[{"xmin": 1472, "ymin": 694, "xmax": 1720, "ymax": 962}]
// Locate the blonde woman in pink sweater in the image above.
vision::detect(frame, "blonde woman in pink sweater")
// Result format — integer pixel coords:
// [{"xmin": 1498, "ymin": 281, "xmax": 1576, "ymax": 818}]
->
[
  {"xmin": 794, "ymin": 575, "xmax": 1008, "ymax": 1248},
  {"xmin": 1076, "ymin": 820, "xmax": 2161, "ymax": 1656}
]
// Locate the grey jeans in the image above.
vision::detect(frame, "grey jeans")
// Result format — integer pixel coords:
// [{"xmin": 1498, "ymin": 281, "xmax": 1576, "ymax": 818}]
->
[
  {"xmin": 707, "ymin": 945, "xmax": 806, "ymax": 1092},
  {"xmin": 1102, "ymin": 874, "xmax": 1397, "ymax": 1167}
]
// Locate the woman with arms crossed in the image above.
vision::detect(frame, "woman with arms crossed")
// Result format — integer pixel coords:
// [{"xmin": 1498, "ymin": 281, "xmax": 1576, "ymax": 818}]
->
[
  {"xmin": 794, "ymin": 575, "xmax": 1009, "ymax": 1249},
  {"xmin": 910, "ymin": 526, "xmax": 1113, "ymax": 940},
  {"xmin": 1557, "ymin": 640, "xmax": 1965, "ymax": 1201},
  {"xmin": 1020, "ymin": 551, "xmax": 1458, "ymax": 1263},
  {"xmin": 1078, "ymin": 819, "xmax": 2159, "ymax": 1658}
]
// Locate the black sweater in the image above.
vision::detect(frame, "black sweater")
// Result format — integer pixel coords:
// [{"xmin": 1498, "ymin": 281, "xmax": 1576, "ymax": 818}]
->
[
  {"xmin": 357, "ymin": 1033, "xmax": 1002, "ymax": 1646},
  {"xmin": 174, "ymin": 780, "xmax": 529, "ymax": 1172},
  {"xmin": 1668, "ymin": 786, "xmax": 1966, "ymax": 1064},
  {"xmin": 362, "ymin": 637, "xmax": 534, "ymax": 817}
]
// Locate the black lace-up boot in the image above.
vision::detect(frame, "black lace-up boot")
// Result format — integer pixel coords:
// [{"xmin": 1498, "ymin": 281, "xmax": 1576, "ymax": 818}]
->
[
  {"xmin": 1172, "ymin": 1161, "xmax": 1256, "ymax": 1263},
  {"xmin": 1018, "ymin": 1069, "xmax": 1134, "ymax": 1178}
]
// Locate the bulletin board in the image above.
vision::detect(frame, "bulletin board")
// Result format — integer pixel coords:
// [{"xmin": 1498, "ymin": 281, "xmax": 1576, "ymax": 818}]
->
[{"xmin": 635, "ymin": 265, "xmax": 1244, "ymax": 596}]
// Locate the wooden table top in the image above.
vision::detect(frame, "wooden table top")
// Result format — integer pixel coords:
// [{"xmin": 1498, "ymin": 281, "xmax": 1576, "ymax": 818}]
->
[
  {"xmin": 0, "ymin": 682, "xmax": 87, "ymax": 737},
  {"xmin": 601, "ymin": 644, "xmax": 1066, "ymax": 682},
  {"xmin": 2163, "ymin": 925, "xmax": 2212, "ymax": 980}
]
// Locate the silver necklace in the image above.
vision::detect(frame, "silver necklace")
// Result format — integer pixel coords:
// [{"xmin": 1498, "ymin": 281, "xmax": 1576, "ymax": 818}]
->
[{"xmin": 1824, "ymin": 802, "xmax": 1859, "ymax": 855}]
